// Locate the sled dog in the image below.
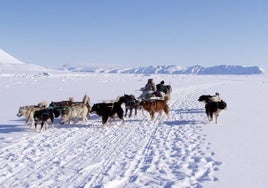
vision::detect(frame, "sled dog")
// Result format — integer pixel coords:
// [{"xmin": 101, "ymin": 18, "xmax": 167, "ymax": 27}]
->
[
  {"xmin": 198, "ymin": 94, "xmax": 227, "ymax": 124},
  {"xmin": 17, "ymin": 101, "xmax": 47, "ymax": 127},
  {"xmin": 140, "ymin": 95, "xmax": 170, "ymax": 120},
  {"xmin": 90, "ymin": 96, "xmax": 125, "ymax": 125},
  {"xmin": 34, "ymin": 108, "xmax": 60, "ymax": 131}
]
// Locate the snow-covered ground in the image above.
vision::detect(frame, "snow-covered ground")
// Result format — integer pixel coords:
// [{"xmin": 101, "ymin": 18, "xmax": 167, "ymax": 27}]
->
[{"xmin": 0, "ymin": 72, "xmax": 267, "ymax": 188}]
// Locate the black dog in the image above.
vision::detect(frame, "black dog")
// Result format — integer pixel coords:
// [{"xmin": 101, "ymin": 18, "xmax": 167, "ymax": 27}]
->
[
  {"xmin": 198, "ymin": 95, "xmax": 227, "ymax": 124},
  {"xmin": 49, "ymin": 100, "xmax": 72, "ymax": 116},
  {"xmin": 34, "ymin": 108, "xmax": 60, "ymax": 131},
  {"xmin": 205, "ymin": 100, "xmax": 227, "ymax": 123},
  {"xmin": 120, "ymin": 94, "xmax": 141, "ymax": 118},
  {"xmin": 90, "ymin": 97, "xmax": 125, "ymax": 125}
]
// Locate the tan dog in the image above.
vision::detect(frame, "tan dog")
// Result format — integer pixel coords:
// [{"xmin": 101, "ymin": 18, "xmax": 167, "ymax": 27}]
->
[
  {"xmin": 62, "ymin": 103, "xmax": 89, "ymax": 124},
  {"xmin": 17, "ymin": 101, "xmax": 47, "ymax": 127},
  {"xmin": 61, "ymin": 94, "xmax": 90, "ymax": 124},
  {"xmin": 140, "ymin": 95, "xmax": 170, "ymax": 120}
]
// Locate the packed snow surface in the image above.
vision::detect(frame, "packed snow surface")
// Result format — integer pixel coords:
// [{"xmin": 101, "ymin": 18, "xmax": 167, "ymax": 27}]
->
[{"xmin": 0, "ymin": 71, "xmax": 267, "ymax": 188}]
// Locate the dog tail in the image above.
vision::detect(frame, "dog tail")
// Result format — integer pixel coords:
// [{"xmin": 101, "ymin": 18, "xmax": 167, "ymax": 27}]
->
[
  {"xmin": 83, "ymin": 94, "xmax": 90, "ymax": 104},
  {"xmin": 69, "ymin": 97, "xmax": 74, "ymax": 103}
]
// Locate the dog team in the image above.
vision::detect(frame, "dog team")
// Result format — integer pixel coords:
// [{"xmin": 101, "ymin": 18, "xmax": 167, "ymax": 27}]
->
[{"xmin": 17, "ymin": 78, "xmax": 227, "ymax": 132}]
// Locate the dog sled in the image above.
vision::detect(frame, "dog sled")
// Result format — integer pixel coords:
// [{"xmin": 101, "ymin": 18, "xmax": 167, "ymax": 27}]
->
[{"xmin": 138, "ymin": 88, "xmax": 166, "ymax": 101}]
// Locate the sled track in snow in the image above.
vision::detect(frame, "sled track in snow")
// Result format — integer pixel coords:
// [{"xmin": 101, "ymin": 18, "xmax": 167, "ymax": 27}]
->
[{"xmin": 0, "ymin": 83, "xmax": 223, "ymax": 188}]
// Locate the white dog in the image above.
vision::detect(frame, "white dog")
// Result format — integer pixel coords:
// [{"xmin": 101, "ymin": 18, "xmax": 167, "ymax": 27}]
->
[
  {"xmin": 62, "ymin": 103, "xmax": 89, "ymax": 124},
  {"xmin": 61, "ymin": 94, "xmax": 90, "ymax": 124}
]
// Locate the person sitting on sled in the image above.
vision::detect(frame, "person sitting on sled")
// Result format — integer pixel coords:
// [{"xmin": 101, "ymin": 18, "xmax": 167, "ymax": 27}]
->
[
  {"xmin": 139, "ymin": 78, "xmax": 156, "ymax": 99},
  {"xmin": 145, "ymin": 78, "xmax": 156, "ymax": 92}
]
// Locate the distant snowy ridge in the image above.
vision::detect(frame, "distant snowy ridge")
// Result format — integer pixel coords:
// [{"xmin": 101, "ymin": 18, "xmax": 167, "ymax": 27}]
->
[
  {"xmin": 60, "ymin": 64, "xmax": 263, "ymax": 75},
  {"xmin": 0, "ymin": 49, "xmax": 264, "ymax": 75}
]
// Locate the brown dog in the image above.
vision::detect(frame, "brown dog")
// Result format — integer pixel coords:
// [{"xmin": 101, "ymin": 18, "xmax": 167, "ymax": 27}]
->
[{"xmin": 140, "ymin": 95, "xmax": 170, "ymax": 120}]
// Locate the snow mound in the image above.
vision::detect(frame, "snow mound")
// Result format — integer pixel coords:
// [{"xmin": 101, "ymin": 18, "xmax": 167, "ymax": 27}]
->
[
  {"xmin": 60, "ymin": 64, "xmax": 264, "ymax": 75},
  {"xmin": 0, "ymin": 49, "xmax": 53, "ymax": 74},
  {"xmin": 0, "ymin": 49, "xmax": 24, "ymax": 64}
]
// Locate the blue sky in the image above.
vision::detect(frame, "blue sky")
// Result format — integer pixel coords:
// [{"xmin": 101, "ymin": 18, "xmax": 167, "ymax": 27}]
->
[{"xmin": 1, "ymin": 0, "xmax": 268, "ymax": 68}]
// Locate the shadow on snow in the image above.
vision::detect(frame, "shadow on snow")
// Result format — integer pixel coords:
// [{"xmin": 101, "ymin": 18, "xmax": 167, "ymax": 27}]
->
[
  {"xmin": 0, "ymin": 123, "xmax": 31, "ymax": 134},
  {"xmin": 172, "ymin": 108, "xmax": 204, "ymax": 114},
  {"xmin": 165, "ymin": 108, "xmax": 206, "ymax": 126}
]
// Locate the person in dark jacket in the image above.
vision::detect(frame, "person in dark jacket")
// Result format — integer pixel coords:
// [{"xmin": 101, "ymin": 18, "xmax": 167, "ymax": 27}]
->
[{"xmin": 156, "ymin": 80, "xmax": 168, "ymax": 94}]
